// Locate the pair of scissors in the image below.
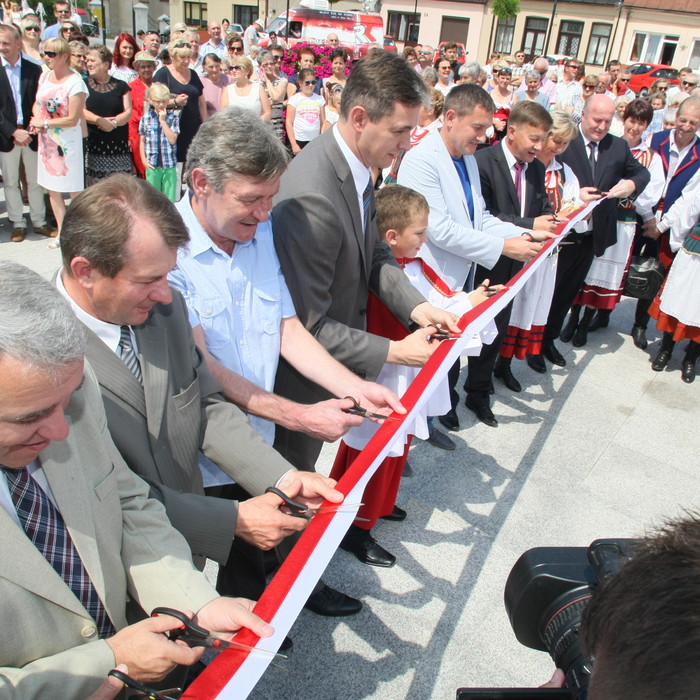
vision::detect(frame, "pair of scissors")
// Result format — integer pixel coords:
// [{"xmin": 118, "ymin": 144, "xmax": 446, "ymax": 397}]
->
[
  {"xmin": 342, "ymin": 396, "xmax": 401, "ymax": 421},
  {"xmin": 427, "ymin": 324, "xmax": 463, "ymax": 341},
  {"xmin": 151, "ymin": 607, "xmax": 287, "ymax": 661},
  {"xmin": 107, "ymin": 668, "xmax": 181, "ymax": 700},
  {"xmin": 265, "ymin": 486, "xmax": 369, "ymax": 522}
]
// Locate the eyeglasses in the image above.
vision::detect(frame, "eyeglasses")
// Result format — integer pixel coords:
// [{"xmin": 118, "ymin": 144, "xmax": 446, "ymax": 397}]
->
[
  {"xmin": 25, "ymin": 25, "xmax": 40, "ymax": 31},
  {"xmin": 619, "ymin": 77, "xmax": 631, "ymax": 82},
  {"xmin": 418, "ymin": 51, "xmax": 432, "ymax": 56},
  {"xmin": 303, "ymin": 79, "xmax": 317, "ymax": 85},
  {"xmin": 174, "ymin": 41, "xmax": 191, "ymax": 48},
  {"xmin": 567, "ymin": 64, "xmax": 581, "ymax": 69},
  {"xmin": 61, "ymin": 26, "xmax": 73, "ymax": 32},
  {"xmin": 583, "ymin": 84, "xmax": 596, "ymax": 89},
  {"xmin": 229, "ymin": 65, "xmax": 243, "ymax": 70},
  {"xmin": 657, "ymin": 86, "xmax": 668, "ymax": 90},
  {"xmin": 43, "ymin": 50, "xmax": 58, "ymax": 58},
  {"xmin": 682, "ymin": 81, "xmax": 698, "ymax": 87},
  {"xmin": 229, "ymin": 46, "xmax": 243, "ymax": 53},
  {"xmin": 498, "ymin": 69, "xmax": 512, "ymax": 76}
]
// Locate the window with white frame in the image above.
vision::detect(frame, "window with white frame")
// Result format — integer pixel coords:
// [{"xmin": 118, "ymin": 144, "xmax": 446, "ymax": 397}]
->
[
  {"xmin": 387, "ymin": 11, "xmax": 420, "ymax": 44},
  {"xmin": 494, "ymin": 17, "xmax": 515, "ymax": 55},
  {"xmin": 630, "ymin": 32, "xmax": 679, "ymax": 65},
  {"xmin": 689, "ymin": 39, "xmax": 700, "ymax": 71},
  {"xmin": 184, "ymin": 2, "xmax": 208, "ymax": 30},
  {"xmin": 585, "ymin": 23, "xmax": 612, "ymax": 66}
]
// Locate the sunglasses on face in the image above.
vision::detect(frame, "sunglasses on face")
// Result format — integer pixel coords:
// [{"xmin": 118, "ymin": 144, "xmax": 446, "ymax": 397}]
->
[
  {"xmin": 682, "ymin": 81, "xmax": 698, "ymax": 87},
  {"xmin": 303, "ymin": 79, "xmax": 317, "ymax": 85},
  {"xmin": 229, "ymin": 46, "xmax": 243, "ymax": 52},
  {"xmin": 619, "ymin": 77, "xmax": 631, "ymax": 81},
  {"xmin": 43, "ymin": 50, "xmax": 58, "ymax": 57},
  {"xmin": 658, "ymin": 86, "xmax": 668, "ymax": 90},
  {"xmin": 25, "ymin": 25, "xmax": 40, "ymax": 31},
  {"xmin": 174, "ymin": 41, "xmax": 191, "ymax": 48},
  {"xmin": 229, "ymin": 65, "xmax": 242, "ymax": 70},
  {"xmin": 419, "ymin": 51, "xmax": 432, "ymax": 55}
]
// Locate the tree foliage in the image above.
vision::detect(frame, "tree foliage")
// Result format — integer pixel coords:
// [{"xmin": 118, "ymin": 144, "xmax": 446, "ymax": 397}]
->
[{"xmin": 491, "ymin": 0, "xmax": 521, "ymax": 18}]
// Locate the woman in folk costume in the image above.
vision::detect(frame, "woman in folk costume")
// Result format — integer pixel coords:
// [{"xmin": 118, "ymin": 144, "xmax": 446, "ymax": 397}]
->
[
  {"xmin": 500, "ymin": 112, "xmax": 588, "ymax": 375},
  {"xmin": 567, "ymin": 99, "xmax": 665, "ymax": 345},
  {"xmin": 648, "ymin": 167, "xmax": 700, "ymax": 383},
  {"xmin": 332, "ymin": 186, "xmax": 496, "ymax": 568}
]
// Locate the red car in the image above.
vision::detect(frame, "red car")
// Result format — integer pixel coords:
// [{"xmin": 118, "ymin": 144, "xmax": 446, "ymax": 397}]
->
[
  {"xmin": 383, "ymin": 35, "xmax": 397, "ymax": 52},
  {"xmin": 625, "ymin": 63, "xmax": 679, "ymax": 96}
]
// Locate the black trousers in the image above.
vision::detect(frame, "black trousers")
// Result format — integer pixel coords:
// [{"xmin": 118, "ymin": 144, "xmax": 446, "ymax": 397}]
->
[
  {"xmin": 204, "ymin": 483, "xmax": 267, "ymax": 601},
  {"xmin": 464, "ymin": 259, "xmax": 518, "ymax": 399},
  {"xmin": 545, "ymin": 234, "xmax": 595, "ymax": 341}
]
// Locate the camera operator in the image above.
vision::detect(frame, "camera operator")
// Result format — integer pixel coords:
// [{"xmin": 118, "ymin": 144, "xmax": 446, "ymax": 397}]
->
[{"xmin": 544, "ymin": 513, "xmax": 700, "ymax": 699}]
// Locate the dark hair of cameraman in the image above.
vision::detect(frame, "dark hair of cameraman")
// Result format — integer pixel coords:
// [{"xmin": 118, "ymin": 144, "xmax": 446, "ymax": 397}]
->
[{"xmin": 580, "ymin": 514, "xmax": 700, "ymax": 699}]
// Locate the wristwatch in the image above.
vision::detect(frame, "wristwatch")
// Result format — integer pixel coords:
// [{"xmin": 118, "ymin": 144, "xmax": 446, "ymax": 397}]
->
[{"xmin": 111, "ymin": 118, "xmax": 118, "ymax": 128}]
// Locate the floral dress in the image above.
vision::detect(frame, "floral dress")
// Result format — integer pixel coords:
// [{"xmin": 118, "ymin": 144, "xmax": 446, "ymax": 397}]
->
[{"xmin": 35, "ymin": 70, "xmax": 88, "ymax": 192}]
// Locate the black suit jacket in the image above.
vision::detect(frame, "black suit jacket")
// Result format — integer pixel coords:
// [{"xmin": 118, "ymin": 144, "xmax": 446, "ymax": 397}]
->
[
  {"xmin": 475, "ymin": 143, "xmax": 553, "ymax": 283},
  {"xmin": 558, "ymin": 132, "xmax": 650, "ymax": 256},
  {"xmin": 0, "ymin": 56, "xmax": 41, "ymax": 152}
]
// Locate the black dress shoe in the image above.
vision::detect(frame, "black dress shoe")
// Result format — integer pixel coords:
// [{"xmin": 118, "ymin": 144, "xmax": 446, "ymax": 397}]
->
[
  {"xmin": 572, "ymin": 308, "xmax": 595, "ymax": 347},
  {"xmin": 465, "ymin": 394, "xmax": 498, "ymax": 427},
  {"xmin": 681, "ymin": 341, "xmax": 699, "ymax": 383},
  {"xmin": 304, "ymin": 584, "xmax": 363, "ymax": 616},
  {"xmin": 381, "ymin": 505, "xmax": 407, "ymax": 522},
  {"xmin": 560, "ymin": 313, "xmax": 579, "ymax": 343},
  {"xmin": 651, "ymin": 333, "xmax": 676, "ymax": 372},
  {"xmin": 438, "ymin": 408, "xmax": 460, "ymax": 431},
  {"xmin": 526, "ymin": 353, "xmax": 547, "ymax": 373},
  {"xmin": 542, "ymin": 340, "xmax": 566, "ymax": 367},
  {"xmin": 494, "ymin": 357, "xmax": 522, "ymax": 392},
  {"xmin": 589, "ymin": 309, "xmax": 610, "ymax": 332},
  {"xmin": 401, "ymin": 461, "xmax": 413, "ymax": 477},
  {"xmin": 631, "ymin": 324, "xmax": 648, "ymax": 350},
  {"xmin": 427, "ymin": 427, "xmax": 456, "ymax": 450},
  {"xmin": 340, "ymin": 529, "xmax": 396, "ymax": 567}
]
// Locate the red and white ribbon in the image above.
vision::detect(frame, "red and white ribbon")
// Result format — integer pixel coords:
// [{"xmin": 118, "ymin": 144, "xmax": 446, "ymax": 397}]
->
[{"xmin": 183, "ymin": 201, "xmax": 601, "ymax": 700}]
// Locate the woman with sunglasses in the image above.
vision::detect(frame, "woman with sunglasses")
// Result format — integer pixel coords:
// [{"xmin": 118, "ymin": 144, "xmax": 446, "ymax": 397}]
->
[
  {"xmin": 29, "ymin": 37, "xmax": 87, "ymax": 242},
  {"xmin": 491, "ymin": 66, "xmax": 515, "ymax": 142},
  {"xmin": 20, "ymin": 14, "xmax": 43, "ymax": 65},
  {"xmin": 258, "ymin": 49, "xmax": 287, "ymax": 142},
  {"xmin": 220, "ymin": 55, "xmax": 271, "ymax": 121},
  {"xmin": 153, "ymin": 39, "xmax": 208, "ymax": 167},
  {"xmin": 59, "ymin": 20, "xmax": 81, "ymax": 44},
  {"xmin": 286, "ymin": 67, "xmax": 324, "ymax": 154},
  {"xmin": 110, "ymin": 32, "xmax": 139, "ymax": 83},
  {"xmin": 434, "ymin": 57, "xmax": 454, "ymax": 96}
]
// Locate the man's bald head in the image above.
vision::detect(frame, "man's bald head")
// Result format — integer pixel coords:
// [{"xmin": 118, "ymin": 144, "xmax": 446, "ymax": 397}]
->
[{"xmin": 581, "ymin": 94, "xmax": 615, "ymax": 142}]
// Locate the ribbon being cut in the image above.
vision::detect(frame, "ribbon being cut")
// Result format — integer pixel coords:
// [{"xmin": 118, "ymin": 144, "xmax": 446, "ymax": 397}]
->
[{"xmin": 184, "ymin": 199, "xmax": 604, "ymax": 700}]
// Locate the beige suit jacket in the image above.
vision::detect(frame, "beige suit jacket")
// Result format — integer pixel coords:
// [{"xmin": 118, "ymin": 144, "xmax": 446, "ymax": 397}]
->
[{"xmin": 0, "ymin": 366, "xmax": 218, "ymax": 698}]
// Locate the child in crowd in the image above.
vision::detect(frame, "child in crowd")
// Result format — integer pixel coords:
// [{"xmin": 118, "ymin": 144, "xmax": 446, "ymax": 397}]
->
[
  {"xmin": 322, "ymin": 81, "xmax": 342, "ymax": 133},
  {"xmin": 332, "ymin": 185, "xmax": 496, "ymax": 568},
  {"xmin": 286, "ymin": 67, "xmax": 325, "ymax": 154},
  {"xmin": 138, "ymin": 82, "xmax": 180, "ymax": 202}
]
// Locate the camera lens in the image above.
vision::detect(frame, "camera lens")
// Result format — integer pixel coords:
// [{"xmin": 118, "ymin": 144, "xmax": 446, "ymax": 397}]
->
[{"xmin": 540, "ymin": 587, "xmax": 593, "ymax": 690}]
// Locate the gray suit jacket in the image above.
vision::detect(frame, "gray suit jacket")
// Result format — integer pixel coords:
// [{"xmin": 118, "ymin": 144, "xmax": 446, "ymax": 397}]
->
[
  {"xmin": 84, "ymin": 289, "xmax": 294, "ymax": 563},
  {"xmin": 271, "ymin": 128, "xmax": 425, "ymax": 467},
  {"xmin": 0, "ymin": 367, "xmax": 217, "ymax": 699}
]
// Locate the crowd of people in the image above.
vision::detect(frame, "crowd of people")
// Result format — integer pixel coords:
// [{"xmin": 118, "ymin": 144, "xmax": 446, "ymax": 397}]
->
[{"xmin": 2, "ymin": 5, "xmax": 700, "ymax": 696}]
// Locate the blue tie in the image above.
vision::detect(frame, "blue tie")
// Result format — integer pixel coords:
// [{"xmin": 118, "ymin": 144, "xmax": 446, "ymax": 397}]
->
[
  {"xmin": 452, "ymin": 156, "xmax": 474, "ymax": 220},
  {"xmin": 2, "ymin": 466, "xmax": 115, "ymax": 638},
  {"xmin": 362, "ymin": 177, "xmax": 373, "ymax": 234}
]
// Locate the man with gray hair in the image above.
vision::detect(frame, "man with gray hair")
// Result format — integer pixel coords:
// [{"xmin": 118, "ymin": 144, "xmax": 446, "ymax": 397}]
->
[
  {"xmin": 183, "ymin": 29, "xmax": 203, "ymax": 72},
  {"xmin": 533, "ymin": 56, "xmax": 557, "ymax": 104},
  {"xmin": 458, "ymin": 61, "xmax": 481, "ymax": 84},
  {"xmin": 170, "ymin": 106, "xmax": 405, "ymax": 615},
  {"xmin": 0, "ymin": 260, "xmax": 273, "ymax": 698},
  {"xmin": 57, "ymin": 174, "xmax": 342, "ymax": 606},
  {"xmin": 415, "ymin": 44, "xmax": 434, "ymax": 74}
]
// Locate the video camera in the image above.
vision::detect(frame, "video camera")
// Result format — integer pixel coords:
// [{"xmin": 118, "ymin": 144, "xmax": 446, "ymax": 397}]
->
[{"xmin": 457, "ymin": 538, "xmax": 640, "ymax": 700}]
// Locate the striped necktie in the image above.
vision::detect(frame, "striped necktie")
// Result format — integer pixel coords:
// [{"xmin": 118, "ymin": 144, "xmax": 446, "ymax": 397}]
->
[
  {"xmin": 588, "ymin": 141, "xmax": 597, "ymax": 179},
  {"xmin": 118, "ymin": 325, "xmax": 142, "ymax": 383},
  {"xmin": 362, "ymin": 177, "xmax": 373, "ymax": 233},
  {"xmin": 2, "ymin": 466, "xmax": 115, "ymax": 638}
]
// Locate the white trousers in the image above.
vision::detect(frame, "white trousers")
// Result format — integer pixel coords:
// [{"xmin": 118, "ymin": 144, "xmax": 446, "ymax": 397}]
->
[{"xmin": 0, "ymin": 143, "xmax": 46, "ymax": 228}]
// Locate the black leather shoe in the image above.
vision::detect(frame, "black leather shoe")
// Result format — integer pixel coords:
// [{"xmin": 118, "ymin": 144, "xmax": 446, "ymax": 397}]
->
[
  {"xmin": 560, "ymin": 313, "xmax": 579, "ymax": 343},
  {"xmin": 465, "ymin": 394, "xmax": 498, "ymax": 427},
  {"xmin": 681, "ymin": 342, "xmax": 699, "ymax": 383},
  {"xmin": 427, "ymin": 427, "xmax": 456, "ymax": 450},
  {"xmin": 631, "ymin": 325, "xmax": 648, "ymax": 350},
  {"xmin": 438, "ymin": 408, "xmax": 460, "ymax": 431},
  {"xmin": 589, "ymin": 310, "xmax": 610, "ymax": 332},
  {"xmin": 401, "ymin": 461, "xmax": 413, "ymax": 477},
  {"xmin": 381, "ymin": 505, "xmax": 407, "ymax": 522},
  {"xmin": 304, "ymin": 584, "xmax": 363, "ymax": 616},
  {"xmin": 526, "ymin": 353, "xmax": 547, "ymax": 373},
  {"xmin": 573, "ymin": 308, "xmax": 595, "ymax": 347},
  {"xmin": 651, "ymin": 333, "xmax": 676, "ymax": 372},
  {"xmin": 494, "ymin": 357, "xmax": 522, "ymax": 392},
  {"xmin": 651, "ymin": 349, "xmax": 672, "ymax": 372},
  {"xmin": 340, "ymin": 529, "xmax": 396, "ymax": 567},
  {"xmin": 542, "ymin": 340, "xmax": 566, "ymax": 367}
]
